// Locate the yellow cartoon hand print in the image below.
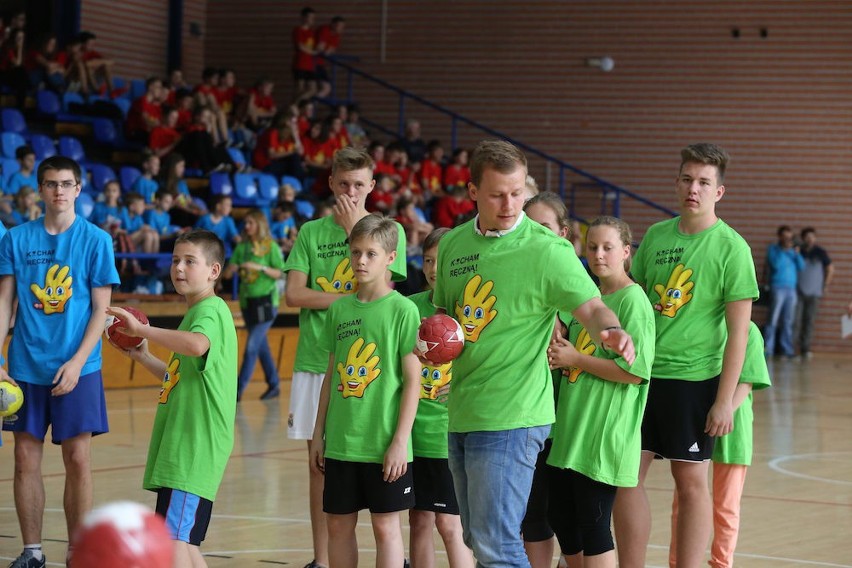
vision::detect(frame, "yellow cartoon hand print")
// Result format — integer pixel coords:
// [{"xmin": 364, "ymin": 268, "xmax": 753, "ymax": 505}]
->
[
  {"xmin": 653, "ymin": 263, "xmax": 695, "ymax": 318},
  {"xmin": 564, "ymin": 328, "xmax": 596, "ymax": 384},
  {"xmin": 30, "ymin": 264, "xmax": 73, "ymax": 315},
  {"xmin": 420, "ymin": 362, "xmax": 452, "ymax": 400},
  {"xmin": 455, "ymin": 275, "xmax": 498, "ymax": 342},
  {"xmin": 336, "ymin": 337, "xmax": 381, "ymax": 398},
  {"xmin": 317, "ymin": 258, "xmax": 358, "ymax": 294},
  {"xmin": 159, "ymin": 356, "xmax": 181, "ymax": 404}
]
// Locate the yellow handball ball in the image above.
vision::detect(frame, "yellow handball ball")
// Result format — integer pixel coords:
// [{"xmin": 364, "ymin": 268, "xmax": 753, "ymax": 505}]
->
[{"xmin": 0, "ymin": 382, "xmax": 24, "ymax": 418}]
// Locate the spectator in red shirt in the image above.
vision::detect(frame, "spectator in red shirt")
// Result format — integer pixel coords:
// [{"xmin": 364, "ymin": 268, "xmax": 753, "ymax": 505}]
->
[
  {"xmin": 326, "ymin": 115, "xmax": 350, "ymax": 153},
  {"xmin": 247, "ymin": 77, "xmax": 277, "ymax": 131},
  {"xmin": 366, "ymin": 173, "xmax": 397, "ymax": 214},
  {"xmin": 27, "ymin": 33, "xmax": 64, "ymax": 93},
  {"xmin": 176, "ymin": 106, "xmax": 234, "ymax": 174},
  {"xmin": 78, "ymin": 31, "xmax": 115, "ymax": 95},
  {"xmin": 314, "ymin": 15, "xmax": 346, "ymax": 99},
  {"xmin": 395, "ymin": 194, "xmax": 434, "ymax": 249},
  {"xmin": 56, "ymin": 37, "xmax": 90, "ymax": 95},
  {"xmin": 165, "ymin": 68, "xmax": 190, "ymax": 105},
  {"xmin": 295, "ymin": 99, "xmax": 315, "ymax": 138},
  {"xmin": 0, "ymin": 27, "xmax": 28, "ymax": 107},
  {"xmin": 419, "ymin": 140, "xmax": 445, "ymax": 198},
  {"xmin": 127, "ymin": 76, "xmax": 165, "ymax": 142},
  {"xmin": 343, "ymin": 103, "xmax": 367, "ymax": 148},
  {"xmin": 369, "ymin": 141, "xmax": 397, "ymax": 178},
  {"xmin": 292, "ymin": 7, "xmax": 317, "ymax": 102},
  {"xmin": 149, "ymin": 106, "xmax": 182, "ymax": 158},
  {"xmin": 433, "ymin": 184, "xmax": 475, "ymax": 228},
  {"xmin": 215, "ymin": 68, "xmax": 240, "ymax": 118},
  {"xmin": 253, "ymin": 112, "xmax": 305, "ymax": 179},
  {"xmin": 443, "ymin": 147, "xmax": 471, "ymax": 192},
  {"xmin": 194, "ymin": 67, "xmax": 230, "ymax": 143}
]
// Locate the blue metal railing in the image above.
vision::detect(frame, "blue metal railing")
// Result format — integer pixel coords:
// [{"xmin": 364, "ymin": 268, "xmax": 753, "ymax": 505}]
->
[{"xmin": 321, "ymin": 55, "xmax": 677, "ymax": 223}]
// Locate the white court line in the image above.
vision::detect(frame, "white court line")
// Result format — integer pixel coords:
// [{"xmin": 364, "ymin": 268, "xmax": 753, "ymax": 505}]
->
[
  {"xmin": 648, "ymin": 544, "xmax": 852, "ymax": 567},
  {"xmin": 768, "ymin": 452, "xmax": 852, "ymax": 486}
]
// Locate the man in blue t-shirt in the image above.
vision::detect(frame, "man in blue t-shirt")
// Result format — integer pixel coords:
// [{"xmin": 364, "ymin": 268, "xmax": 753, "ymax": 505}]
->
[
  {"xmin": 763, "ymin": 225, "xmax": 804, "ymax": 357},
  {"xmin": 0, "ymin": 156, "xmax": 120, "ymax": 568}
]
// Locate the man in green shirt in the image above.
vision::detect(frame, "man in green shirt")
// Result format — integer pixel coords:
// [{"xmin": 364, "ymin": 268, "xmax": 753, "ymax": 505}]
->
[
  {"xmin": 432, "ymin": 140, "xmax": 635, "ymax": 567},
  {"xmin": 613, "ymin": 143, "xmax": 758, "ymax": 568}
]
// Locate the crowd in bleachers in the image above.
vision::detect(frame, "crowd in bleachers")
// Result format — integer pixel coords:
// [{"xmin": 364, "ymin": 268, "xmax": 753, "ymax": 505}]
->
[{"xmin": 0, "ymin": 7, "xmax": 483, "ymax": 295}]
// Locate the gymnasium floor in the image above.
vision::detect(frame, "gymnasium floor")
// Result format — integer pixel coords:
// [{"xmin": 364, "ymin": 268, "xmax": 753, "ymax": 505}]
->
[{"xmin": 1, "ymin": 353, "xmax": 851, "ymax": 567}]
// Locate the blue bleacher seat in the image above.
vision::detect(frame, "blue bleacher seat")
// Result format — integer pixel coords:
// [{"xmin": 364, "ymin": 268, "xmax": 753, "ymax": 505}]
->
[
  {"xmin": 232, "ymin": 173, "xmax": 259, "ymax": 206},
  {"xmin": 30, "ymin": 134, "xmax": 57, "ymax": 160},
  {"xmin": 255, "ymin": 173, "xmax": 279, "ymax": 201},
  {"xmin": 130, "ymin": 79, "xmax": 146, "ymax": 100},
  {"xmin": 1, "ymin": 108, "xmax": 28, "ymax": 136},
  {"xmin": 294, "ymin": 199, "xmax": 315, "ymax": 220},
  {"xmin": 1, "ymin": 132, "xmax": 26, "ymax": 159},
  {"xmin": 209, "ymin": 172, "xmax": 233, "ymax": 196},
  {"xmin": 111, "ymin": 98, "xmax": 131, "ymax": 117},
  {"xmin": 36, "ymin": 89, "xmax": 61, "ymax": 118},
  {"xmin": 92, "ymin": 118, "xmax": 117, "ymax": 146},
  {"xmin": 227, "ymin": 148, "xmax": 247, "ymax": 170},
  {"xmin": 280, "ymin": 175, "xmax": 304, "ymax": 194},
  {"xmin": 62, "ymin": 92, "xmax": 85, "ymax": 113},
  {"xmin": 119, "ymin": 166, "xmax": 142, "ymax": 192},
  {"xmin": 1, "ymin": 157, "xmax": 20, "ymax": 186},
  {"xmin": 76, "ymin": 192, "xmax": 95, "ymax": 219},
  {"xmin": 88, "ymin": 163, "xmax": 117, "ymax": 193},
  {"xmin": 58, "ymin": 136, "xmax": 86, "ymax": 162}
]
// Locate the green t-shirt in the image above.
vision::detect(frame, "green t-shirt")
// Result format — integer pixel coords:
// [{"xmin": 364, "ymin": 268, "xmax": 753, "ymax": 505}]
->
[
  {"xmin": 284, "ymin": 215, "xmax": 408, "ymax": 373},
  {"xmin": 712, "ymin": 322, "xmax": 771, "ymax": 466},
  {"xmin": 631, "ymin": 217, "xmax": 758, "ymax": 380},
  {"xmin": 546, "ymin": 284, "xmax": 655, "ymax": 487},
  {"xmin": 408, "ymin": 290, "xmax": 452, "ymax": 458},
  {"xmin": 320, "ymin": 291, "xmax": 419, "ymax": 463},
  {"xmin": 433, "ymin": 216, "xmax": 601, "ymax": 433},
  {"xmin": 143, "ymin": 295, "xmax": 238, "ymax": 501},
  {"xmin": 229, "ymin": 238, "xmax": 286, "ymax": 308}
]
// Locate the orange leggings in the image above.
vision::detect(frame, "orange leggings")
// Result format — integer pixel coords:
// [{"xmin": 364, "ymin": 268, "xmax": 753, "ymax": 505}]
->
[{"xmin": 669, "ymin": 462, "xmax": 748, "ymax": 568}]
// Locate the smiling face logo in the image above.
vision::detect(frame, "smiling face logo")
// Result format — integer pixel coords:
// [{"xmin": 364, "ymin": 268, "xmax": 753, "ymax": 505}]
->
[
  {"xmin": 336, "ymin": 337, "xmax": 381, "ymax": 398},
  {"xmin": 159, "ymin": 356, "xmax": 181, "ymax": 403},
  {"xmin": 653, "ymin": 263, "xmax": 695, "ymax": 318},
  {"xmin": 454, "ymin": 274, "xmax": 498, "ymax": 342},
  {"xmin": 420, "ymin": 362, "xmax": 452, "ymax": 400},
  {"xmin": 30, "ymin": 264, "xmax": 73, "ymax": 315},
  {"xmin": 317, "ymin": 257, "xmax": 358, "ymax": 294},
  {"xmin": 564, "ymin": 328, "xmax": 596, "ymax": 384}
]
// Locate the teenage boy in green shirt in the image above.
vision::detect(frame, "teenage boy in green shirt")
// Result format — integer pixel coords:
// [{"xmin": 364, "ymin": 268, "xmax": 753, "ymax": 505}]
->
[
  {"xmin": 613, "ymin": 143, "xmax": 759, "ymax": 568},
  {"xmin": 108, "ymin": 229, "xmax": 238, "ymax": 568}
]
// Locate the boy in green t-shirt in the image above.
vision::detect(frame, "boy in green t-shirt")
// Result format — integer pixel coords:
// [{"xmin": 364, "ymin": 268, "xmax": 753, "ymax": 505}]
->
[
  {"xmin": 283, "ymin": 147, "xmax": 408, "ymax": 568},
  {"xmin": 310, "ymin": 215, "xmax": 421, "ymax": 568},
  {"xmin": 613, "ymin": 143, "xmax": 759, "ymax": 568},
  {"xmin": 407, "ymin": 227, "xmax": 474, "ymax": 568},
  {"xmin": 108, "ymin": 229, "xmax": 238, "ymax": 568}
]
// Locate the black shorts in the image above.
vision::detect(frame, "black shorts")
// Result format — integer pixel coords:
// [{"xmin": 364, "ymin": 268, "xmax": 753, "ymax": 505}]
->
[
  {"xmin": 522, "ymin": 438, "xmax": 554, "ymax": 542},
  {"xmin": 155, "ymin": 488, "xmax": 213, "ymax": 546},
  {"xmin": 293, "ymin": 68, "xmax": 317, "ymax": 82},
  {"xmin": 641, "ymin": 376, "xmax": 719, "ymax": 461},
  {"xmin": 412, "ymin": 457, "xmax": 459, "ymax": 514},
  {"xmin": 547, "ymin": 468, "xmax": 617, "ymax": 556},
  {"xmin": 315, "ymin": 65, "xmax": 330, "ymax": 82},
  {"xmin": 323, "ymin": 458, "xmax": 415, "ymax": 514}
]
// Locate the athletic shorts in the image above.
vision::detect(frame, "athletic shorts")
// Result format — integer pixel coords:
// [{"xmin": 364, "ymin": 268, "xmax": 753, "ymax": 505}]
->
[
  {"xmin": 314, "ymin": 66, "xmax": 330, "ymax": 82},
  {"xmin": 522, "ymin": 437, "xmax": 555, "ymax": 542},
  {"xmin": 412, "ymin": 456, "xmax": 459, "ymax": 514},
  {"xmin": 155, "ymin": 488, "xmax": 213, "ymax": 546},
  {"xmin": 641, "ymin": 376, "xmax": 719, "ymax": 461},
  {"xmin": 287, "ymin": 371, "xmax": 323, "ymax": 440},
  {"xmin": 293, "ymin": 68, "xmax": 317, "ymax": 81},
  {"xmin": 547, "ymin": 467, "xmax": 617, "ymax": 556},
  {"xmin": 323, "ymin": 458, "xmax": 415, "ymax": 515},
  {"xmin": 1, "ymin": 371, "xmax": 109, "ymax": 444}
]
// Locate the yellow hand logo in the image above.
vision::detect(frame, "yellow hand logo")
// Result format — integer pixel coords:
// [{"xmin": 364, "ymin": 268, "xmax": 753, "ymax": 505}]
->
[
  {"xmin": 563, "ymin": 328, "xmax": 596, "ymax": 383},
  {"xmin": 317, "ymin": 258, "xmax": 358, "ymax": 294},
  {"xmin": 159, "ymin": 356, "xmax": 181, "ymax": 404},
  {"xmin": 653, "ymin": 263, "xmax": 695, "ymax": 318},
  {"xmin": 454, "ymin": 275, "xmax": 498, "ymax": 342},
  {"xmin": 420, "ymin": 362, "xmax": 452, "ymax": 400},
  {"xmin": 336, "ymin": 337, "xmax": 381, "ymax": 398},
  {"xmin": 30, "ymin": 264, "xmax": 73, "ymax": 315}
]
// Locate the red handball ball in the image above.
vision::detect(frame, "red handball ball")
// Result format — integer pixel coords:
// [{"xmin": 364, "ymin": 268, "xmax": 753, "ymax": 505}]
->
[
  {"xmin": 72, "ymin": 501, "xmax": 173, "ymax": 567},
  {"xmin": 105, "ymin": 306, "xmax": 149, "ymax": 350},
  {"xmin": 417, "ymin": 314, "xmax": 465, "ymax": 364}
]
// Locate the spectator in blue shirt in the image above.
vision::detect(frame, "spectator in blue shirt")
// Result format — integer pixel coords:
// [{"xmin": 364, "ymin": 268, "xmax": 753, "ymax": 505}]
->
[
  {"xmin": 764, "ymin": 225, "xmax": 805, "ymax": 357},
  {"xmin": 131, "ymin": 151, "xmax": 160, "ymax": 205},
  {"xmin": 195, "ymin": 194, "xmax": 240, "ymax": 253},
  {"xmin": 6, "ymin": 145, "xmax": 37, "ymax": 195}
]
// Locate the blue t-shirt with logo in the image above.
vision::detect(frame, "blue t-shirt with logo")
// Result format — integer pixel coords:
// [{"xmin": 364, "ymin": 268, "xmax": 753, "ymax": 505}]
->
[
  {"xmin": 0, "ymin": 216, "xmax": 120, "ymax": 385},
  {"xmin": 195, "ymin": 214, "xmax": 239, "ymax": 245},
  {"xmin": 143, "ymin": 209, "xmax": 172, "ymax": 236},
  {"xmin": 132, "ymin": 176, "xmax": 159, "ymax": 204}
]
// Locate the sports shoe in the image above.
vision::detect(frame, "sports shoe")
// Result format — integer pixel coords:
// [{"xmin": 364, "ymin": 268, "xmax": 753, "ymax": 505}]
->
[
  {"xmin": 303, "ymin": 561, "xmax": 326, "ymax": 568},
  {"xmin": 260, "ymin": 385, "xmax": 281, "ymax": 400},
  {"xmin": 8, "ymin": 550, "xmax": 46, "ymax": 568}
]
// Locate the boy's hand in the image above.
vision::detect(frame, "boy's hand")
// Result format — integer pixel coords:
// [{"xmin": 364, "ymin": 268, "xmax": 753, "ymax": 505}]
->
[
  {"xmin": 548, "ymin": 333, "xmax": 578, "ymax": 370},
  {"xmin": 0, "ymin": 367, "xmax": 18, "ymax": 387},
  {"xmin": 52, "ymin": 357, "xmax": 83, "ymax": 396},
  {"xmin": 705, "ymin": 400, "xmax": 734, "ymax": 437},
  {"xmin": 383, "ymin": 440, "xmax": 408, "ymax": 482},
  {"xmin": 600, "ymin": 328, "xmax": 636, "ymax": 365},
  {"xmin": 124, "ymin": 338, "xmax": 151, "ymax": 362},
  {"xmin": 332, "ymin": 195, "xmax": 366, "ymax": 236},
  {"xmin": 106, "ymin": 306, "xmax": 147, "ymax": 339},
  {"xmin": 309, "ymin": 438, "xmax": 325, "ymax": 475}
]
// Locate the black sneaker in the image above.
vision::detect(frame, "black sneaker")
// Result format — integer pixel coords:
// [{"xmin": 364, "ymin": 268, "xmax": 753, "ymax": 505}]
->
[
  {"xmin": 8, "ymin": 550, "xmax": 46, "ymax": 568},
  {"xmin": 260, "ymin": 385, "xmax": 280, "ymax": 400},
  {"xmin": 303, "ymin": 561, "xmax": 326, "ymax": 568}
]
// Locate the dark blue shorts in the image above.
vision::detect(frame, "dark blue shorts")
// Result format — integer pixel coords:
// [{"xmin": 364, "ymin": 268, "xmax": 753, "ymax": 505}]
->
[
  {"xmin": 155, "ymin": 488, "xmax": 213, "ymax": 546},
  {"xmin": 1, "ymin": 371, "xmax": 109, "ymax": 444}
]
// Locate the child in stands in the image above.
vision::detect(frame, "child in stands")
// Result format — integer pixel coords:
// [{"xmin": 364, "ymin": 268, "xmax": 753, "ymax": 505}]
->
[
  {"xmin": 132, "ymin": 151, "xmax": 161, "ymax": 205},
  {"xmin": 442, "ymin": 148, "xmax": 470, "ymax": 192},
  {"xmin": 195, "ymin": 195, "xmax": 240, "ymax": 253},
  {"xmin": 6, "ymin": 145, "xmax": 37, "ymax": 195}
]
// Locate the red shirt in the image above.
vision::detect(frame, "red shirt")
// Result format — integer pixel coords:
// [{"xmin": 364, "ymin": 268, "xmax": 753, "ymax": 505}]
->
[
  {"xmin": 249, "ymin": 88, "xmax": 276, "ymax": 112},
  {"xmin": 316, "ymin": 24, "xmax": 341, "ymax": 63},
  {"xmin": 433, "ymin": 196, "xmax": 475, "ymax": 228},
  {"xmin": 215, "ymin": 86, "xmax": 238, "ymax": 115},
  {"xmin": 367, "ymin": 187, "xmax": 395, "ymax": 213},
  {"xmin": 374, "ymin": 160, "xmax": 396, "ymax": 177},
  {"xmin": 303, "ymin": 137, "xmax": 334, "ymax": 168},
  {"xmin": 419, "ymin": 158, "xmax": 443, "ymax": 193},
  {"xmin": 328, "ymin": 128, "xmax": 350, "ymax": 153},
  {"xmin": 149, "ymin": 126, "xmax": 180, "ymax": 152},
  {"xmin": 292, "ymin": 26, "xmax": 316, "ymax": 71},
  {"xmin": 127, "ymin": 96, "xmax": 163, "ymax": 135},
  {"xmin": 443, "ymin": 165, "xmax": 471, "ymax": 189},
  {"xmin": 176, "ymin": 109, "xmax": 192, "ymax": 131},
  {"xmin": 253, "ymin": 129, "xmax": 297, "ymax": 170},
  {"xmin": 82, "ymin": 49, "xmax": 103, "ymax": 62}
]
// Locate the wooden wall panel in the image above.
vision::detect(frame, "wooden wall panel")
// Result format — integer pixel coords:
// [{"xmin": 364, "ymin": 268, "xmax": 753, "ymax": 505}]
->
[
  {"xmin": 212, "ymin": 2, "xmax": 852, "ymax": 352},
  {"xmin": 181, "ymin": 0, "xmax": 207, "ymax": 84}
]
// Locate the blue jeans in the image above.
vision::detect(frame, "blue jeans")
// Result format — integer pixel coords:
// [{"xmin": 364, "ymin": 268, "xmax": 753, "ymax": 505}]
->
[
  {"xmin": 448, "ymin": 426, "xmax": 550, "ymax": 567},
  {"xmin": 764, "ymin": 287, "xmax": 797, "ymax": 356},
  {"xmin": 237, "ymin": 308, "xmax": 279, "ymax": 396}
]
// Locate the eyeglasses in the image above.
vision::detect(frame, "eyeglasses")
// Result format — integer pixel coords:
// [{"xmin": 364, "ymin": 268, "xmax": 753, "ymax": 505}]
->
[{"xmin": 41, "ymin": 181, "xmax": 79, "ymax": 190}]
